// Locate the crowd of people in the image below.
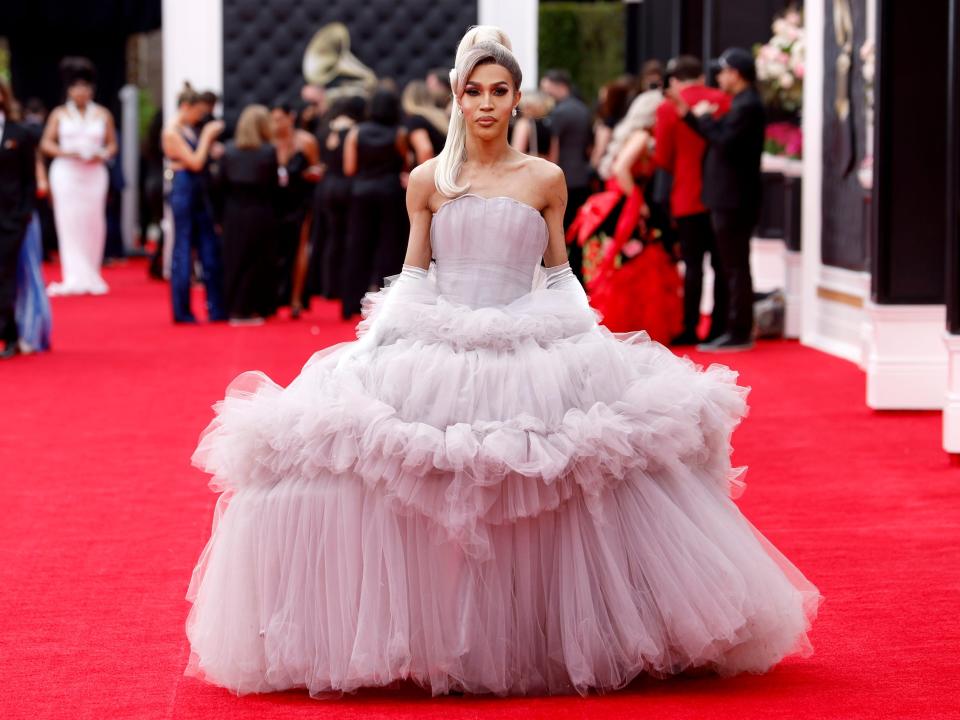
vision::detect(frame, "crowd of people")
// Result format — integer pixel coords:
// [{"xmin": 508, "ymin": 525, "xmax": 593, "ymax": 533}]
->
[
  {"xmin": 556, "ymin": 49, "xmax": 765, "ymax": 351},
  {"xmin": 0, "ymin": 43, "xmax": 765, "ymax": 357},
  {"xmin": 160, "ymin": 80, "xmax": 444, "ymax": 325}
]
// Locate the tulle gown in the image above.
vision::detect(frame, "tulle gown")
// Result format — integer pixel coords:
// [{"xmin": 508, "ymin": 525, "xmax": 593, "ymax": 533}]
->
[{"xmin": 185, "ymin": 193, "xmax": 820, "ymax": 697}]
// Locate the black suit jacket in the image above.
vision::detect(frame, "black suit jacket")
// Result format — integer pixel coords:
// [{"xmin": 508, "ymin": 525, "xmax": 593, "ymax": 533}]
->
[
  {"xmin": 0, "ymin": 120, "xmax": 37, "ymax": 235},
  {"xmin": 684, "ymin": 87, "xmax": 765, "ymax": 214}
]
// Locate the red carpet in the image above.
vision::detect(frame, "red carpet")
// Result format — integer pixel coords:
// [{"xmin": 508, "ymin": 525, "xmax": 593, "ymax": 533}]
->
[{"xmin": 1, "ymin": 260, "xmax": 958, "ymax": 719}]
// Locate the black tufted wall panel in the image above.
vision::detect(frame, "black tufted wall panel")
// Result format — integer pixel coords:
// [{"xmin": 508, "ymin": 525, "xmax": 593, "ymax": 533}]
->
[{"xmin": 222, "ymin": 0, "xmax": 478, "ymax": 126}]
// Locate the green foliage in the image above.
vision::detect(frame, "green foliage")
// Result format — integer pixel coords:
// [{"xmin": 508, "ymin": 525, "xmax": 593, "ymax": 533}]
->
[
  {"xmin": 0, "ymin": 43, "xmax": 10, "ymax": 84},
  {"xmin": 539, "ymin": 2, "xmax": 625, "ymax": 104},
  {"xmin": 138, "ymin": 87, "xmax": 158, "ymax": 145}
]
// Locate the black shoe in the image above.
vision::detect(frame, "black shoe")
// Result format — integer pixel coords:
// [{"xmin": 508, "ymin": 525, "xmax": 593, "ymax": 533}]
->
[
  {"xmin": 670, "ymin": 331, "xmax": 701, "ymax": 346},
  {"xmin": 696, "ymin": 333, "xmax": 754, "ymax": 352},
  {"xmin": 173, "ymin": 316, "xmax": 198, "ymax": 325},
  {"xmin": 0, "ymin": 341, "xmax": 18, "ymax": 359},
  {"xmin": 702, "ymin": 327, "xmax": 726, "ymax": 344}
]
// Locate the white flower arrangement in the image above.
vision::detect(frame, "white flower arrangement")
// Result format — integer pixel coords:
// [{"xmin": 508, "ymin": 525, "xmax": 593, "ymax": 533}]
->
[{"xmin": 755, "ymin": 7, "xmax": 805, "ymax": 115}]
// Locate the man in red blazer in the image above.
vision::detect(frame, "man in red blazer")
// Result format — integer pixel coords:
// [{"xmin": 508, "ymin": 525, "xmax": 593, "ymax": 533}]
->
[{"xmin": 654, "ymin": 56, "xmax": 731, "ymax": 345}]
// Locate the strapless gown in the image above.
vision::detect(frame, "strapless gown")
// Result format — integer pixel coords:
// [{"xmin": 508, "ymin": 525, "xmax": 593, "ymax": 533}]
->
[{"xmin": 184, "ymin": 193, "xmax": 820, "ymax": 697}]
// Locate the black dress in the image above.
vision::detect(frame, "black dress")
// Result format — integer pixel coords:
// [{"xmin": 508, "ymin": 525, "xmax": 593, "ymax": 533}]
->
[
  {"xmin": 220, "ymin": 143, "xmax": 278, "ymax": 319},
  {"xmin": 314, "ymin": 126, "xmax": 351, "ymax": 300},
  {"xmin": 404, "ymin": 114, "xmax": 445, "ymax": 162},
  {"xmin": 341, "ymin": 122, "xmax": 407, "ymax": 318},
  {"xmin": 275, "ymin": 148, "xmax": 310, "ymax": 308}
]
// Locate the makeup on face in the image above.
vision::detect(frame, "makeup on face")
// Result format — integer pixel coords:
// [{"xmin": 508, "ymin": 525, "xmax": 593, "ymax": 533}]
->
[{"xmin": 460, "ymin": 66, "xmax": 517, "ymax": 128}]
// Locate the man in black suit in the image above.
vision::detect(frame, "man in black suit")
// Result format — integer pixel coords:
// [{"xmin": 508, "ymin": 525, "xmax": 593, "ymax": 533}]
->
[
  {"xmin": 671, "ymin": 48, "xmax": 765, "ymax": 352},
  {"xmin": 541, "ymin": 69, "xmax": 594, "ymax": 283},
  {"xmin": 0, "ymin": 80, "xmax": 37, "ymax": 359}
]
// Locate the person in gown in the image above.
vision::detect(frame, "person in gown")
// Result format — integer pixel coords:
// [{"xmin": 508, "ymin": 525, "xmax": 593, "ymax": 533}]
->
[
  {"xmin": 219, "ymin": 105, "xmax": 279, "ymax": 325},
  {"xmin": 567, "ymin": 90, "xmax": 683, "ymax": 342},
  {"xmin": 184, "ymin": 26, "xmax": 821, "ymax": 698},
  {"xmin": 41, "ymin": 57, "xmax": 116, "ymax": 296}
]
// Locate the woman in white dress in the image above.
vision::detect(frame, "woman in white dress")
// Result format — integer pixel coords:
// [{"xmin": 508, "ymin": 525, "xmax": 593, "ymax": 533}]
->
[
  {"xmin": 184, "ymin": 27, "xmax": 820, "ymax": 697},
  {"xmin": 41, "ymin": 57, "xmax": 116, "ymax": 296}
]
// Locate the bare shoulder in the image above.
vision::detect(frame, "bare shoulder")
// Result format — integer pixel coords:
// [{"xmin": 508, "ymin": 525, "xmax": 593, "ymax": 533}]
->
[
  {"xmin": 407, "ymin": 158, "xmax": 438, "ymax": 206},
  {"xmin": 296, "ymin": 128, "xmax": 317, "ymax": 146},
  {"xmin": 524, "ymin": 155, "xmax": 565, "ymax": 197},
  {"xmin": 527, "ymin": 155, "xmax": 564, "ymax": 185},
  {"xmin": 42, "ymin": 107, "xmax": 64, "ymax": 137},
  {"xmin": 408, "ymin": 158, "xmax": 437, "ymax": 190}
]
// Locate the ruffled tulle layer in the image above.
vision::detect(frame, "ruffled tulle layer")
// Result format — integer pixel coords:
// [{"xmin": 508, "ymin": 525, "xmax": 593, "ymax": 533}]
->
[
  {"xmin": 185, "ymin": 472, "xmax": 819, "ymax": 696},
  {"xmin": 185, "ymin": 271, "xmax": 821, "ymax": 696}
]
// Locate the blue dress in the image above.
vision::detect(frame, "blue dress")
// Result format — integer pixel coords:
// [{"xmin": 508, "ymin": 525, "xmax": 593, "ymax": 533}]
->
[{"xmin": 16, "ymin": 213, "xmax": 52, "ymax": 352}]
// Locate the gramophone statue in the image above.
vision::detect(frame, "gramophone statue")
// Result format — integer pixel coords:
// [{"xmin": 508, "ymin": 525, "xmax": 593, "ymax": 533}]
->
[{"xmin": 302, "ymin": 22, "xmax": 377, "ymax": 100}]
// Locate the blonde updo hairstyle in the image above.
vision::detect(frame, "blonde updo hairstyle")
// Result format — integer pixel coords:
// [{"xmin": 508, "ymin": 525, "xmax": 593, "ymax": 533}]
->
[{"xmin": 434, "ymin": 25, "xmax": 522, "ymax": 197}]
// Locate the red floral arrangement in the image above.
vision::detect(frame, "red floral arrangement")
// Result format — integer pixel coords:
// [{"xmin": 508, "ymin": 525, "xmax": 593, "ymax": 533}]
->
[{"xmin": 765, "ymin": 121, "xmax": 803, "ymax": 159}]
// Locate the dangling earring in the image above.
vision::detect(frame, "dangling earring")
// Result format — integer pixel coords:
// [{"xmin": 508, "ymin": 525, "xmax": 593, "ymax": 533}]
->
[
  {"xmin": 456, "ymin": 105, "xmax": 463, "ymax": 116},
  {"xmin": 512, "ymin": 106, "xmax": 518, "ymax": 117}
]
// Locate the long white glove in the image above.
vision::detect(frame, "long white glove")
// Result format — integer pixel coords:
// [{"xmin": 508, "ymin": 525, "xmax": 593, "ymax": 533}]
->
[
  {"xmin": 396, "ymin": 264, "xmax": 429, "ymax": 283},
  {"xmin": 543, "ymin": 261, "xmax": 591, "ymax": 307},
  {"xmin": 543, "ymin": 261, "xmax": 578, "ymax": 289},
  {"xmin": 336, "ymin": 264, "xmax": 428, "ymax": 370}
]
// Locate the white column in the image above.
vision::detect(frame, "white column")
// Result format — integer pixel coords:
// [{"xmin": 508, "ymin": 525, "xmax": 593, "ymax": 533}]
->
[
  {"xmin": 863, "ymin": 303, "xmax": 947, "ymax": 409},
  {"xmin": 161, "ymin": 0, "xmax": 223, "ymax": 122},
  {"xmin": 944, "ymin": 335, "xmax": 960, "ymax": 452},
  {"xmin": 478, "ymin": 0, "xmax": 538, "ymax": 89},
  {"xmin": 799, "ymin": 0, "xmax": 873, "ymax": 363},
  {"xmin": 118, "ymin": 84, "xmax": 140, "ymax": 254},
  {"xmin": 800, "ymin": 0, "xmax": 825, "ymax": 350},
  {"xmin": 160, "ymin": 0, "xmax": 222, "ymax": 277}
]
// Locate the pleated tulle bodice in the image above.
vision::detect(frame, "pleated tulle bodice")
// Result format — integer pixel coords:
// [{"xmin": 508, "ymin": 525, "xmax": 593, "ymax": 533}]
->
[{"xmin": 430, "ymin": 194, "xmax": 549, "ymax": 308}]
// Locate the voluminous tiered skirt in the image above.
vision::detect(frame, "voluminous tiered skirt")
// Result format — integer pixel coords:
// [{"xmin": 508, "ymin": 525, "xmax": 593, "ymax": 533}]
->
[{"xmin": 184, "ymin": 275, "xmax": 820, "ymax": 697}]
